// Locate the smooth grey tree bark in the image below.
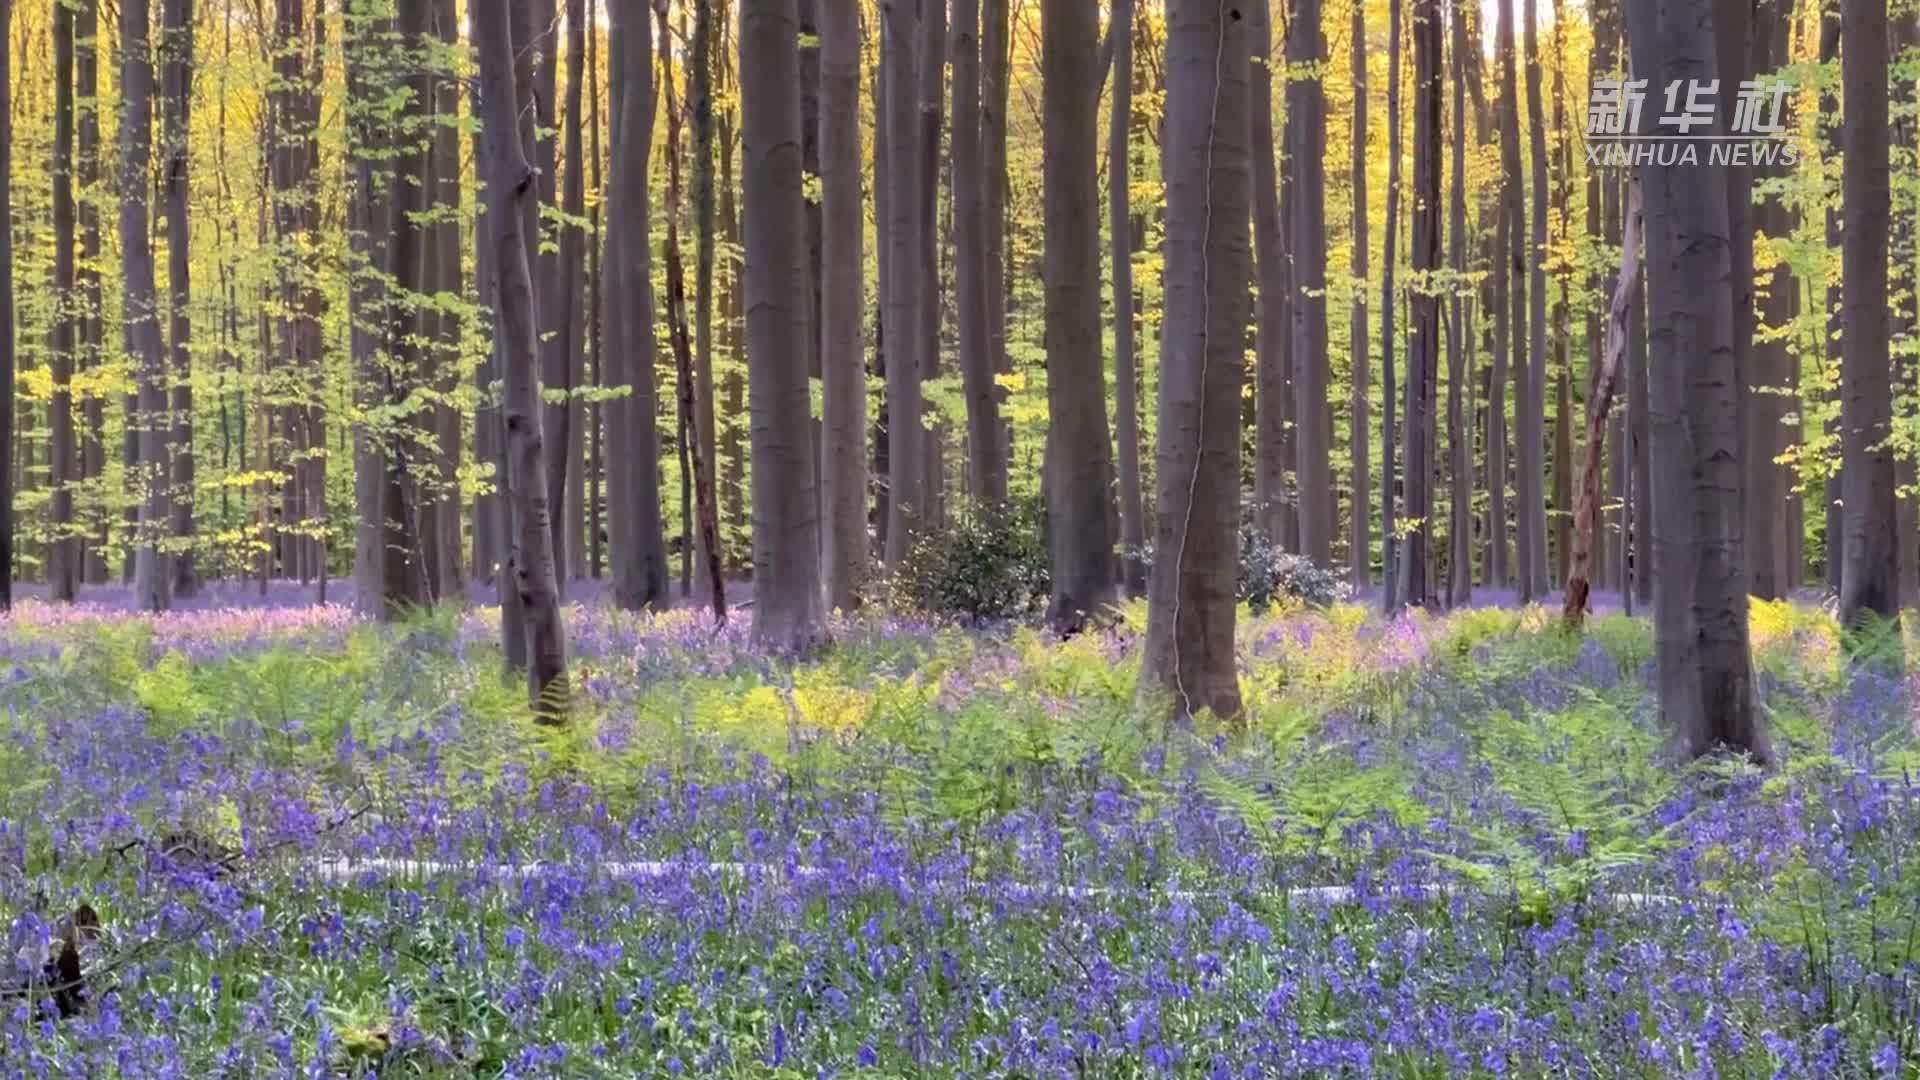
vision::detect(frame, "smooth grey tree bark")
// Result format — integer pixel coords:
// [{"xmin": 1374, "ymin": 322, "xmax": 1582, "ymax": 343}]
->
[
  {"xmin": 1748, "ymin": 0, "xmax": 1796, "ymax": 600},
  {"xmin": 1382, "ymin": 0, "xmax": 1402, "ymax": 608},
  {"xmin": 346, "ymin": 0, "xmax": 390, "ymax": 618},
  {"xmin": 1839, "ymin": 0, "xmax": 1899, "ymax": 632},
  {"xmin": 882, "ymin": 0, "xmax": 924, "ymax": 564},
  {"xmin": 1623, "ymin": 0, "xmax": 1765, "ymax": 760},
  {"xmin": 1110, "ymin": 0, "xmax": 1146, "ymax": 594},
  {"xmin": 916, "ymin": 0, "xmax": 947, "ymax": 526},
  {"xmin": 953, "ymin": 0, "xmax": 1003, "ymax": 506},
  {"xmin": 49, "ymin": 0, "xmax": 78, "ymax": 601},
  {"xmin": 741, "ymin": 0, "xmax": 826, "ymax": 650},
  {"xmin": 983, "ymin": 0, "xmax": 1012, "ymax": 480},
  {"xmin": 1400, "ymin": 0, "xmax": 1440, "ymax": 610},
  {"xmin": 161, "ymin": 0, "xmax": 195, "ymax": 597},
  {"xmin": 1290, "ymin": 0, "xmax": 1333, "ymax": 567},
  {"xmin": 123, "ymin": 0, "xmax": 172, "ymax": 611},
  {"xmin": 1141, "ymin": 0, "xmax": 1251, "ymax": 722},
  {"xmin": 1043, "ymin": 0, "xmax": 1116, "ymax": 631},
  {"xmin": 475, "ymin": 0, "xmax": 571, "ymax": 712},
  {"xmin": 1494, "ymin": 0, "xmax": 1524, "ymax": 593},
  {"xmin": 1519, "ymin": 0, "xmax": 1548, "ymax": 599},
  {"xmin": 692, "ymin": 0, "xmax": 722, "ymax": 594},
  {"xmin": 1447, "ymin": 0, "xmax": 1473, "ymax": 605},
  {"xmin": 555, "ymin": 0, "xmax": 588, "ymax": 583},
  {"xmin": 77, "ymin": 0, "xmax": 104, "ymax": 585},
  {"xmin": 821, "ymin": 0, "xmax": 868, "ymax": 611},
  {"xmin": 605, "ymin": 1, "xmax": 668, "ymax": 611},
  {"xmin": 1250, "ymin": 0, "xmax": 1292, "ymax": 553},
  {"xmin": 0, "ymin": 0, "xmax": 11, "ymax": 609},
  {"xmin": 1349, "ymin": 0, "xmax": 1370, "ymax": 588}
]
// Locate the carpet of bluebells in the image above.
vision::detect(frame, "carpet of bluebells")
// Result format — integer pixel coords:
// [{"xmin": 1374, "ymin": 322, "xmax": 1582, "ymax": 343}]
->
[{"xmin": 2, "ymin": 586, "xmax": 1919, "ymax": 1078}]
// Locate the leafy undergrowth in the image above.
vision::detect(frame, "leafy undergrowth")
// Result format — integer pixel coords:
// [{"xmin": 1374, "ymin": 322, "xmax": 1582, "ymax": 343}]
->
[{"xmin": 0, "ymin": 596, "xmax": 1917, "ymax": 1077}]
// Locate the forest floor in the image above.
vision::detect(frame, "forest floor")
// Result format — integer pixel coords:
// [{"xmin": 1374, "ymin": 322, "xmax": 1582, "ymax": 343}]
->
[{"xmin": 0, "ymin": 592, "xmax": 1914, "ymax": 1076}]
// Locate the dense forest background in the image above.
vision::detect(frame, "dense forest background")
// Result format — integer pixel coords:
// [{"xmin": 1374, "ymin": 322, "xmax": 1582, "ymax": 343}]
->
[{"xmin": 0, "ymin": 0, "xmax": 1902, "ymax": 727}]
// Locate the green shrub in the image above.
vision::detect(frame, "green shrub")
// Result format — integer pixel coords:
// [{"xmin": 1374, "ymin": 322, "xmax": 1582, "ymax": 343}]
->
[{"xmin": 888, "ymin": 497, "xmax": 1051, "ymax": 621}]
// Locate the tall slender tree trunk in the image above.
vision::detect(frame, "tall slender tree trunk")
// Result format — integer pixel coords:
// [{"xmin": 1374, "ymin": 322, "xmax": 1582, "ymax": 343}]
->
[
  {"xmin": 1447, "ymin": 0, "xmax": 1473, "ymax": 605},
  {"xmin": 430, "ymin": 0, "xmax": 465, "ymax": 600},
  {"xmin": 1565, "ymin": 182, "xmax": 1642, "ymax": 626},
  {"xmin": 0, "ymin": 0, "xmax": 12, "ymax": 608},
  {"xmin": 77, "ymin": 0, "xmax": 104, "ymax": 586},
  {"xmin": 882, "ymin": 0, "xmax": 924, "ymax": 563},
  {"xmin": 1549, "ymin": 0, "xmax": 1572, "ymax": 587},
  {"xmin": 1400, "ymin": 0, "xmax": 1440, "ymax": 609},
  {"xmin": 1141, "ymin": 0, "xmax": 1251, "ymax": 721},
  {"xmin": 1382, "ymin": 0, "xmax": 1403, "ymax": 607},
  {"xmin": 1749, "ymin": 0, "xmax": 1795, "ymax": 600},
  {"xmin": 692, "ymin": 0, "xmax": 722, "ymax": 595},
  {"xmin": 1251, "ymin": 0, "xmax": 1292, "ymax": 554},
  {"xmin": 476, "ymin": 0, "xmax": 570, "ymax": 712},
  {"xmin": 1290, "ymin": 0, "xmax": 1332, "ymax": 567},
  {"xmin": 124, "ymin": 0, "xmax": 171, "ymax": 611},
  {"xmin": 346, "ymin": 0, "xmax": 389, "ymax": 617},
  {"xmin": 1623, "ymin": 0, "xmax": 1764, "ymax": 759},
  {"xmin": 1348, "ymin": 0, "xmax": 1371, "ymax": 588},
  {"xmin": 1043, "ymin": 0, "xmax": 1116, "ymax": 631},
  {"xmin": 1839, "ymin": 0, "xmax": 1898, "ymax": 631},
  {"xmin": 1495, "ymin": 0, "xmax": 1525, "ymax": 595},
  {"xmin": 557, "ymin": 0, "xmax": 588, "ymax": 585},
  {"xmin": 1110, "ymin": 0, "xmax": 1145, "ymax": 594},
  {"xmin": 659, "ymin": 0, "xmax": 726, "ymax": 620},
  {"xmin": 605, "ymin": 0, "xmax": 667, "ymax": 611},
  {"xmin": 1820, "ymin": 2, "xmax": 1843, "ymax": 591},
  {"xmin": 49, "ymin": 0, "xmax": 78, "ymax": 601},
  {"xmin": 821, "ymin": 0, "xmax": 867, "ymax": 610},
  {"xmin": 741, "ymin": 0, "xmax": 825, "ymax": 649},
  {"xmin": 1627, "ymin": 234, "xmax": 1651, "ymax": 607},
  {"xmin": 161, "ymin": 0, "xmax": 195, "ymax": 597},
  {"xmin": 1519, "ymin": 0, "xmax": 1548, "ymax": 598},
  {"xmin": 954, "ymin": 0, "xmax": 1002, "ymax": 505},
  {"xmin": 983, "ymin": 0, "xmax": 1012, "ymax": 486},
  {"xmin": 917, "ymin": 0, "xmax": 947, "ymax": 527}
]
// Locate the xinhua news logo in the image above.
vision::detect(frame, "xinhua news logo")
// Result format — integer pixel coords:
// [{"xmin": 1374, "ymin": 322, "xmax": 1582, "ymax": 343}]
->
[{"xmin": 1584, "ymin": 77, "xmax": 1800, "ymax": 168}]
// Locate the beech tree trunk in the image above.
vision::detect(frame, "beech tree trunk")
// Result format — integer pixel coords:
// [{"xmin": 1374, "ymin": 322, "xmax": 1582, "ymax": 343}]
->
[
  {"xmin": 1839, "ymin": 0, "xmax": 1899, "ymax": 632},
  {"xmin": 1565, "ymin": 181, "xmax": 1642, "ymax": 628},
  {"xmin": 821, "ymin": 0, "xmax": 868, "ymax": 611},
  {"xmin": 124, "ymin": 0, "xmax": 172, "ymax": 611},
  {"xmin": 50, "ymin": 0, "xmax": 78, "ymax": 600},
  {"xmin": 556, "ymin": 0, "xmax": 588, "ymax": 584},
  {"xmin": 1447, "ymin": 0, "xmax": 1473, "ymax": 605},
  {"xmin": 0, "ymin": 0, "xmax": 11, "ymax": 608},
  {"xmin": 741, "ymin": 0, "xmax": 826, "ymax": 650},
  {"xmin": 1290, "ymin": 0, "xmax": 1332, "ymax": 567},
  {"xmin": 475, "ymin": 0, "xmax": 571, "ymax": 712},
  {"xmin": 1348, "ymin": 0, "xmax": 1370, "ymax": 587},
  {"xmin": 882, "ymin": 0, "xmax": 924, "ymax": 563},
  {"xmin": 953, "ymin": 0, "xmax": 1003, "ymax": 505},
  {"xmin": 1623, "ymin": 0, "xmax": 1764, "ymax": 760},
  {"xmin": 605, "ymin": 1, "xmax": 668, "ymax": 611},
  {"xmin": 1110, "ymin": 0, "xmax": 1146, "ymax": 594},
  {"xmin": 692, "ymin": 0, "xmax": 723, "ymax": 595},
  {"xmin": 1400, "ymin": 0, "xmax": 1440, "ymax": 609},
  {"xmin": 77, "ymin": 0, "xmax": 104, "ymax": 586},
  {"xmin": 1043, "ymin": 0, "xmax": 1116, "ymax": 631},
  {"xmin": 1494, "ymin": 0, "xmax": 1524, "ymax": 594},
  {"xmin": 983, "ymin": 0, "xmax": 1013, "ymax": 485},
  {"xmin": 1519, "ymin": 0, "xmax": 1548, "ymax": 599},
  {"xmin": 1251, "ymin": 0, "xmax": 1292, "ymax": 553},
  {"xmin": 1749, "ymin": 0, "xmax": 1796, "ymax": 600},
  {"xmin": 1141, "ymin": 0, "xmax": 1251, "ymax": 721},
  {"xmin": 345, "ymin": 1, "xmax": 390, "ymax": 617},
  {"xmin": 1381, "ymin": 0, "xmax": 1403, "ymax": 607}
]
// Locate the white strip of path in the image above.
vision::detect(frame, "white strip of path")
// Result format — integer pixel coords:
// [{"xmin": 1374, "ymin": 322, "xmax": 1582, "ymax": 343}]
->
[{"xmin": 299, "ymin": 857, "xmax": 1676, "ymax": 908}]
